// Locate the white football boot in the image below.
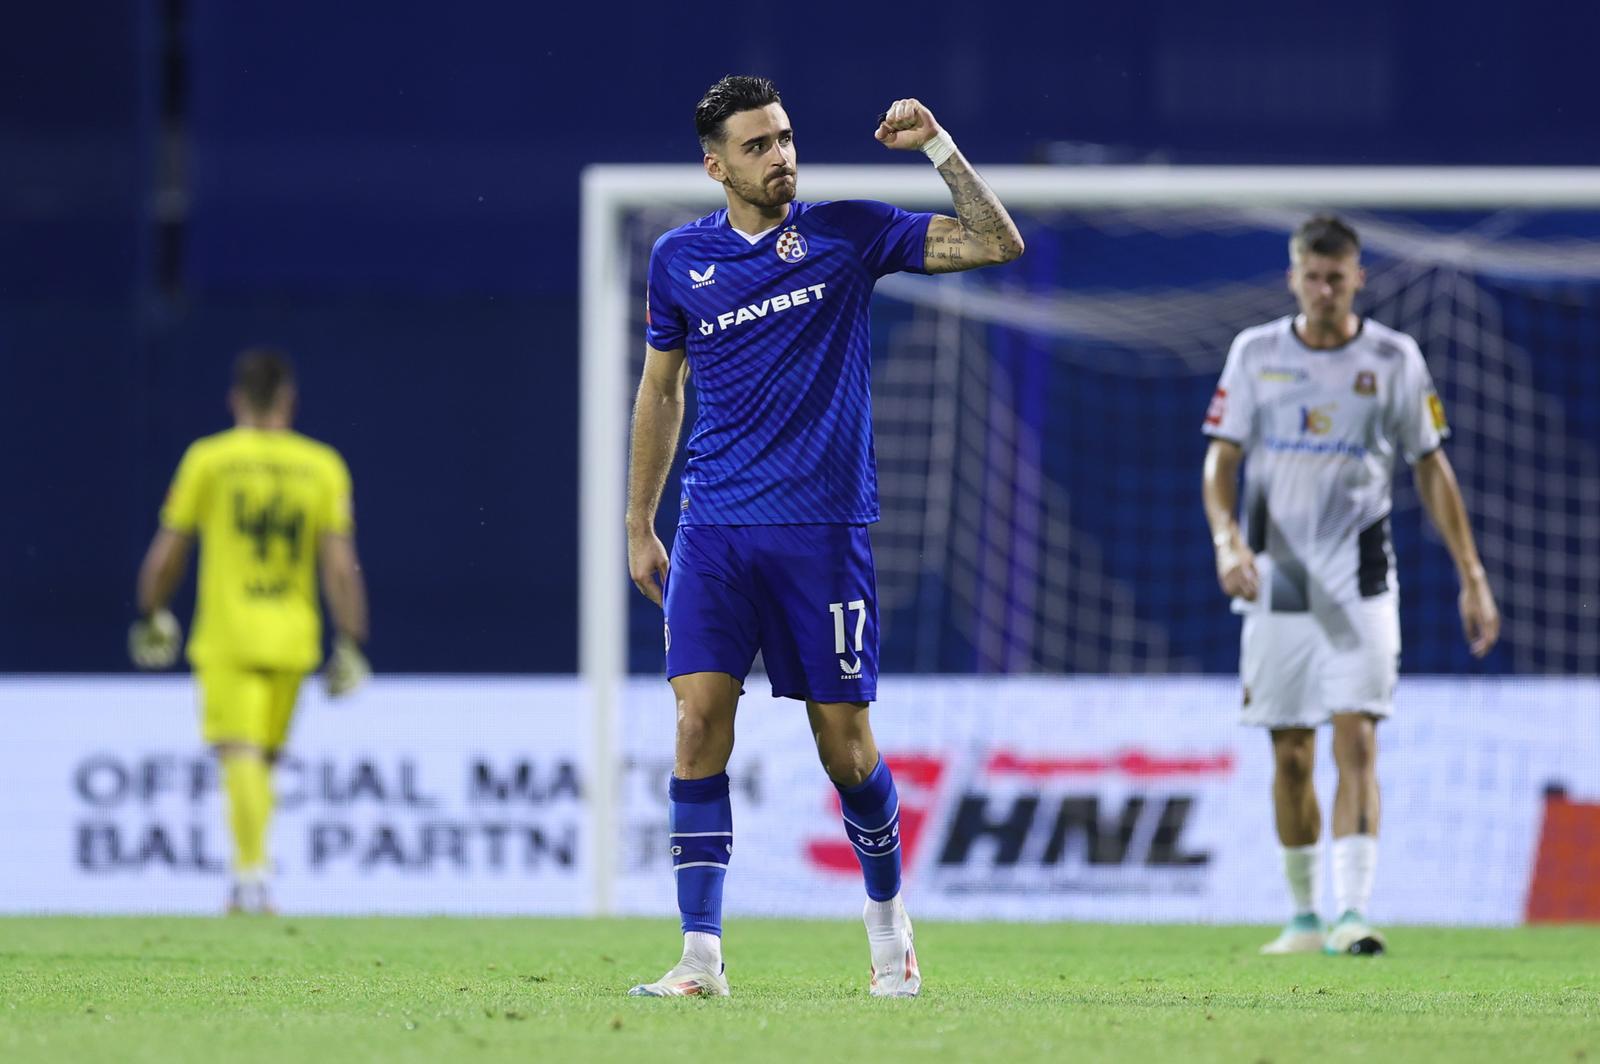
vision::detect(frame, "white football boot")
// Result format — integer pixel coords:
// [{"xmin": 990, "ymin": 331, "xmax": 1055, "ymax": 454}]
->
[
  {"xmin": 1323, "ymin": 910, "xmax": 1387, "ymax": 956},
  {"xmin": 866, "ymin": 896, "xmax": 921, "ymax": 998},
  {"xmin": 627, "ymin": 960, "xmax": 730, "ymax": 997},
  {"xmin": 225, "ymin": 874, "xmax": 275, "ymax": 916},
  {"xmin": 1259, "ymin": 913, "xmax": 1326, "ymax": 955}
]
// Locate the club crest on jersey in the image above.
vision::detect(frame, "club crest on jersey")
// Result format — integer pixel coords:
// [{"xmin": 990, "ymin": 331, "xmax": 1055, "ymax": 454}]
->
[
  {"xmin": 1353, "ymin": 370, "xmax": 1376, "ymax": 396},
  {"xmin": 775, "ymin": 226, "xmax": 807, "ymax": 263},
  {"xmin": 689, "ymin": 264, "xmax": 716, "ymax": 288}
]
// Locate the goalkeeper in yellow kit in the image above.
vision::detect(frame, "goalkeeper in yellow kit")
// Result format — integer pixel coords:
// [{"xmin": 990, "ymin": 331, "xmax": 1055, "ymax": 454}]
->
[{"xmin": 130, "ymin": 349, "xmax": 370, "ymax": 913}]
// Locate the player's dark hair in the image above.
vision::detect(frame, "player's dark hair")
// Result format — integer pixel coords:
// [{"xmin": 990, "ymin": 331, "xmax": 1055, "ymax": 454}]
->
[
  {"xmin": 695, "ymin": 75, "xmax": 781, "ymax": 153},
  {"xmin": 233, "ymin": 347, "xmax": 295, "ymax": 411},
  {"xmin": 1291, "ymin": 214, "xmax": 1361, "ymax": 259}
]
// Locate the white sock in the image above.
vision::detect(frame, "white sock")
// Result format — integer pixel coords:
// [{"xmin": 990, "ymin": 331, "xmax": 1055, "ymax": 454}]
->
[
  {"xmin": 234, "ymin": 867, "xmax": 267, "ymax": 906},
  {"xmin": 1282, "ymin": 844, "xmax": 1321, "ymax": 916},
  {"xmin": 1332, "ymin": 834, "xmax": 1378, "ymax": 916},
  {"xmin": 864, "ymin": 893, "xmax": 904, "ymax": 940},
  {"xmin": 682, "ymin": 930, "xmax": 722, "ymax": 969}
]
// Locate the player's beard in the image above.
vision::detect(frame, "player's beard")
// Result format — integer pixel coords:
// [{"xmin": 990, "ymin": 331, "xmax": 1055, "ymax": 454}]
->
[
  {"xmin": 1308, "ymin": 303, "xmax": 1350, "ymax": 332},
  {"xmin": 728, "ymin": 168, "xmax": 796, "ymax": 210}
]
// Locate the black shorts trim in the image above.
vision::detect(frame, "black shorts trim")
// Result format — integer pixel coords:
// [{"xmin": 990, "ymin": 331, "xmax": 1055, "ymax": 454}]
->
[{"xmin": 1357, "ymin": 516, "xmax": 1392, "ymax": 597}]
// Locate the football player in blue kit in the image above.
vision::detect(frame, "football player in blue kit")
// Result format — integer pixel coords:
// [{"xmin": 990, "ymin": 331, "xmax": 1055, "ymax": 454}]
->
[{"xmin": 625, "ymin": 75, "xmax": 1024, "ymax": 998}]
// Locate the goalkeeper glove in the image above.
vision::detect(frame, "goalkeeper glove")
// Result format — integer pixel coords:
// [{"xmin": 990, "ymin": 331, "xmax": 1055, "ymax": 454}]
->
[
  {"xmin": 128, "ymin": 609, "xmax": 182, "ymax": 669},
  {"xmin": 324, "ymin": 634, "xmax": 370, "ymax": 698}
]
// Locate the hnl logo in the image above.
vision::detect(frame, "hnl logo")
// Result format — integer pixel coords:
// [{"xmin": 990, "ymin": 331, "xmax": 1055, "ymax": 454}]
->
[{"xmin": 804, "ymin": 749, "xmax": 1233, "ymax": 891}]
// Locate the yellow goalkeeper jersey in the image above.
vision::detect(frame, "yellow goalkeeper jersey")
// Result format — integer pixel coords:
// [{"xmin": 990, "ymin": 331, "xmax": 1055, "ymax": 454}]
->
[{"xmin": 160, "ymin": 427, "xmax": 353, "ymax": 671}]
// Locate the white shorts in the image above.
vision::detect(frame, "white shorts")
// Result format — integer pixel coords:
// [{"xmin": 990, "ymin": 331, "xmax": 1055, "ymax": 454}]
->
[{"xmin": 1239, "ymin": 592, "xmax": 1400, "ymax": 729}]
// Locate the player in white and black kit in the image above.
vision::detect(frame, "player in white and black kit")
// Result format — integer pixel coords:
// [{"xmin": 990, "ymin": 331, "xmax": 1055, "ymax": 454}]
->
[{"xmin": 1201, "ymin": 215, "xmax": 1500, "ymax": 956}]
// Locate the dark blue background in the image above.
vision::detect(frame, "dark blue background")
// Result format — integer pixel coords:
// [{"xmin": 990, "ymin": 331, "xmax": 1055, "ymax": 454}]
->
[{"xmin": 4, "ymin": 0, "xmax": 1596, "ymax": 673}]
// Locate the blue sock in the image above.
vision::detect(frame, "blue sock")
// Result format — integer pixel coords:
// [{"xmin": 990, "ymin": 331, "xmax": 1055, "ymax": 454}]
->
[
  {"xmin": 668, "ymin": 773, "xmax": 732, "ymax": 936},
  {"xmin": 836, "ymin": 757, "xmax": 902, "ymax": 902}
]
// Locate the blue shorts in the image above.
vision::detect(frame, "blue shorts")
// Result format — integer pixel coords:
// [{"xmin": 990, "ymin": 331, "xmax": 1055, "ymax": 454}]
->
[{"xmin": 663, "ymin": 524, "xmax": 878, "ymax": 703}]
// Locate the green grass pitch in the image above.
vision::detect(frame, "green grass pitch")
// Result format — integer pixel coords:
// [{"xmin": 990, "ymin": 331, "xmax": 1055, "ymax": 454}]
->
[{"xmin": 2, "ymin": 917, "xmax": 1596, "ymax": 1063}]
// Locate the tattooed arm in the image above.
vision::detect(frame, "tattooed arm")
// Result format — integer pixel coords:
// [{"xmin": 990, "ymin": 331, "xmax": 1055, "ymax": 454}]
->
[{"xmin": 874, "ymin": 97, "xmax": 1025, "ymax": 273}]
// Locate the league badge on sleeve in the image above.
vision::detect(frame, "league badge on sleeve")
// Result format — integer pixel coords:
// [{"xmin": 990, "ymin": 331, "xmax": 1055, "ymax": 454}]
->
[
  {"xmin": 1427, "ymin": 391, "xmax": 1449, "ymax": 431},
  {"xmin": 1204, "ymin": 387, "xmax": 1227, "ymax": 427},
  {"xmin": 775, "ymin": 226, "xmax": 808, "ymax": 264}
]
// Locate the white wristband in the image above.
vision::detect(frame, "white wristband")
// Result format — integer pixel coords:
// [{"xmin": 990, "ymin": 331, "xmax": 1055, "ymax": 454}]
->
[{"xmin": 921, "ymin": 130, "xmax": 958, "ymax": 168}]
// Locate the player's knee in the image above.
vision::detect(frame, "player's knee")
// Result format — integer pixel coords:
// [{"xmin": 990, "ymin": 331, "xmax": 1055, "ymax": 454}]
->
[
  {"xmin": 811, "ymin": 722, "xmax": 875, "ymax": 786},
  {"xmin": 674, "ymin": 697, "xmax": 731, "ymax": 758},
  {"xmin": 1278, "ymin": 755, "xmax": 1314, "ymax": 788},
  {"xmin": 816, "ymin": 742, "xmax": 872, "ymax": 787},
  {"xmin": 1339, "ymin": 740, "xmax": 1376, "ymax": 772},
  {"xmin": 213, "ymin": 741, "xmax": 265, "ymax": 762},
  {"xmin": 1272, "ymin": 737, "xmax": 1316, "ymax": 787},
  {"xmin": 1334, "ymin": 732, "xmax": 1376, "ymax": 772}
]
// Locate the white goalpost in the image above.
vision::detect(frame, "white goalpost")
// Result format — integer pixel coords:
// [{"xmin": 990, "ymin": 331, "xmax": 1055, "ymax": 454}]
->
[{"xmin": 579, "ymin": 164, "xmax": 1600, "ymax": 914}]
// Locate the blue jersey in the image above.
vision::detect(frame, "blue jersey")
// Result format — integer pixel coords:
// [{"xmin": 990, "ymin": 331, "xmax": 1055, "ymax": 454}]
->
[{"xmin": 645, "ymin": 199, "xmax": 933, "ymax": 525}]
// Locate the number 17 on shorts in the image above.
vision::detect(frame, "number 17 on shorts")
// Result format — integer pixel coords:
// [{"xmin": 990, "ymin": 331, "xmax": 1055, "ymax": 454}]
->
[{"xmin": 829, "ymin": 599, "xmax": 867, "ymax": 679}]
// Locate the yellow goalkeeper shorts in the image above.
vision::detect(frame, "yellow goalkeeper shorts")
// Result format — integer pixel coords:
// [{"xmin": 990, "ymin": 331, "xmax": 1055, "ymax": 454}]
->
[{"xmin": 196, "ymin": 667, "xmax": 305, "ymax": 751}]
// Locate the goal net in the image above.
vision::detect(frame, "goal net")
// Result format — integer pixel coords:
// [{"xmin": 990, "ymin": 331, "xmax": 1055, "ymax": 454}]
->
[
  {"xmin": 584, "ymin": 166, "xmax": 1600, "ymax": 683},
  {"xmin": 579, "ymin": 166, "xmax": 1600, "ymax": 919}
]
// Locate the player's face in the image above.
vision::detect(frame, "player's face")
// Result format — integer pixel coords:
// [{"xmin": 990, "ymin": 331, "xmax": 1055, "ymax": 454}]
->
[
  {"xmin": 1288, "ymin": 250, "xmax": 1364, "ymax": 327},
  {"xmin": 707, "ymin": 103, "xmax": 797, "ymax": 209}
]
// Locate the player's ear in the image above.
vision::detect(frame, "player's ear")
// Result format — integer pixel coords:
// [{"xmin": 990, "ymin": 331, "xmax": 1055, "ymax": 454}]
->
[{"xmin": 703, "ymin": 151, "xmax": 724, "ymax": 183}]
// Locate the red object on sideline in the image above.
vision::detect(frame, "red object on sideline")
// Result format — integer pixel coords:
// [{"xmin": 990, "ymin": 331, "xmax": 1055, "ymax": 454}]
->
[{"xmin": 1526, "ymin": 788, "xmax": 1600, "ymax": 923}]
